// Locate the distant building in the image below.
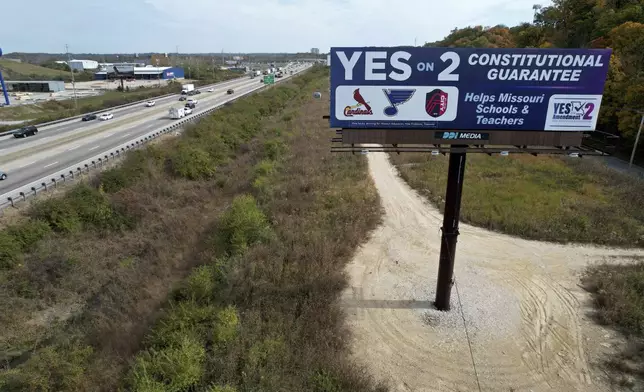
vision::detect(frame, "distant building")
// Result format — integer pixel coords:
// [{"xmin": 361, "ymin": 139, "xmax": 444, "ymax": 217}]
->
[
  {"xmin": 68, "ymin": 59, "xmax": 99, "ymax": 70},
  {"xmin": 54, "ymin": 61, "xmax": 67, "ymax": 65},
  {"xmin": 3, "ymin": 80, "xmax": 65, "ymax": 93},
  {"xmin": 94, "ymin": 66, "xmax": 185, "ymax": 80},
  {"xmin": 311, "ymin": 48, "xmax": 320, "ymax": 55}
]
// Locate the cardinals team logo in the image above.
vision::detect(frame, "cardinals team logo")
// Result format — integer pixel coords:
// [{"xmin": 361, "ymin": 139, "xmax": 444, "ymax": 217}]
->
[
  {"xmin": 344, "ymin": 89, "xmax": 373, "ymax": 117},
  {"xmin": 382, "ymin": 89, "xmax": 416, "ymax": 116},
  {"xmin": 426, "ymin": 89, "xmax": 448, "ymax": 118}
]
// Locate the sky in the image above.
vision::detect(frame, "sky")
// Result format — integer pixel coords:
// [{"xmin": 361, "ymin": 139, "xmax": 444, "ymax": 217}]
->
[{"xmin": 2, "ymin": 0, "xmax": 541, "ymax": 54}]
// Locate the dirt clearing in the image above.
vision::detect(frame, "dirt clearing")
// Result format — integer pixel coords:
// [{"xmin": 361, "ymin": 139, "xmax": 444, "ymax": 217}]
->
[{"xmin": 343, "ymin": 148, "xmax": 644, "ymax": 392}]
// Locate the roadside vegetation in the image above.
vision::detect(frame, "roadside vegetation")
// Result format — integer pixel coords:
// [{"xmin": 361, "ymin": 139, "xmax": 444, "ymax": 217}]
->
[
  {"xmin": 0, "ymin": 69, "xmax": 238, "ymax": 129},
  {"xmin": 583, "ymin": 259, "xmax": 644, "ymax": 387},
  {"xmin": 0, "ymin": 66, "xmax": 386, "ymax": 392},
  {"xmin": 389, "ymin": 153, "xmax": 644, "ymax": 247}
]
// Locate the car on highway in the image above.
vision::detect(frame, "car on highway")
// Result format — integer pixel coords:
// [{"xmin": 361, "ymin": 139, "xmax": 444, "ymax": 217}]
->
[
  {"xmin": 187, "ymin": 98, "xmax": 198, "ymax": 105},
  {"xmin": 194, "ymin": 90, "xmax": 202, "ymax": 95},
  {"xmin": 183, "ymin": 107, "xmax": 193, "ymax": 115},
  {"xmin": 207, "ymin": 88, "xmax": 214, "ymax": 92},
  {"xmin": 185, "ymin": 102, "xmax": 196, "ymax": 109},
  {"xmin": 179, "ymin": 96, "xmax": 187, "ymax": 101},
  {"xmin": 99, "ymin": 113, "xmax": 114, "ymax": 121},
  {"xmin": 146, "ymin": 101, "xmax": 156, "ymax": 107},
  {"xmin": 81, "ymin": 113, "xmax": 97, "ymax": 121},
  {"xmin": 13, "ymin": 125, "xmax": 39, "ymax": 138},
  {"xmin": 0, "ymin": 170, "xmax": 6, "ymax": 180},
  {"xmin": 227, "ymin": 89, "xmax": 234, "ymax": 94}
]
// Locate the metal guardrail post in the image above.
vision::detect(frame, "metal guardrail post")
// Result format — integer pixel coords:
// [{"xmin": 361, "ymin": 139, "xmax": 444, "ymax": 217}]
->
[
  {"xmin": 19, "ymin": 192, "xmax": 25, "ymax": 201},
  {"xmin": 31, "ymin": 187, "xmax": 36, "ymax": 196},
  {"xmin": 52, "ymin": 178, "xmax": 57, "ymax": 188},
  {"xmin": 42, "ymin": 182, "xmax": 47, "ymax": 191},
  {"xmin": 61, "ymin": 174, "xmax": 66, "ymax": 182},
  {"xmin": 8, "ymin": 197, "xmax": 13, "ymax": 207}
]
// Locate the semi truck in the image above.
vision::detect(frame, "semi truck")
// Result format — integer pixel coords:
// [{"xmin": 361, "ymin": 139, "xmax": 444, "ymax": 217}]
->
[
  {"xmin": 169, "ymin": 107, "xmax": 186, "ymax": 119},
  {"xmin": 181, "ymin": 84, "xmax": 195, "ymax": 95}
]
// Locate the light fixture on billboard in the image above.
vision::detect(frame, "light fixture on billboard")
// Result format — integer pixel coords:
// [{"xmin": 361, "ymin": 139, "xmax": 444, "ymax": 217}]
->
[
  {"xmin": 568, "ymin": 152, "xmax": 580, "ymax": 158},
  {"xmin": 431, "ymin": 150, "xmax": 440, "ymax": 156},
  {"xmin": 500, "ymin": 151, "xmax": 509, "ymax": 156},
  {"xmin": 360, "ymin": 149, "xmax": 369, "ymax": 155}
]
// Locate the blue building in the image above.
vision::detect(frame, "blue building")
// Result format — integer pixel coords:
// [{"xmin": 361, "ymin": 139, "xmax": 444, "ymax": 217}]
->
[{"xmin": 94, "ymin": 66, "xmax": 185, "ymax": 81}]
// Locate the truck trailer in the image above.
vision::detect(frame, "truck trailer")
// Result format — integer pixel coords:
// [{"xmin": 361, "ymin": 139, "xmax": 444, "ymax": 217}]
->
[
  {"xmin": 181, "ymin": 84, "xmax": 195, "ymax": 95},
  {"xmin": 169, "ymin": 107, "xmax": 186, "ymax": 119}
]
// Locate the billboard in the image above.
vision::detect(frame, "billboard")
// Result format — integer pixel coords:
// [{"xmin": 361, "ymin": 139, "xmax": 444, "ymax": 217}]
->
[
  {"xmin": 330, "ymin": 47, "xmax": 612, "ymax": 131},
  {"xmin": 111, "ymin": 65, "xmax": 135, "ymax": 76}
]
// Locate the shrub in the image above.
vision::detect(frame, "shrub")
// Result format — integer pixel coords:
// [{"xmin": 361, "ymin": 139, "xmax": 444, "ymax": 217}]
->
[
  {"xmin": 7, "ymin": 220, "xmax": 52, "ymax": 250},
  {"xmin": 310, "ymin": 370, "xmax": 342, "ymax": 392},
  {"xmin": 146, "ymin": 301, "xmax": 217, "ymax": 349},
  {"xmin": 169, "ymin": 143, "xmax": 217, "ymax": 180},
  {"xmin": 0, "ymin": 231, "xmax": 22, "ymax": 269},
  {"xmin": 217, "ymin": 195, "xmax": 272, "ymax": 256},
  {"xmin": 177, "ymin": 265, "xmax": 216, "ymax": 303},
  {"xmin": 263, "ymin": 138, "xmax": 287, "ymax": 160},
  {"xmin": 212, "ymin": 306, "xmax": 239, "ymax": 345},
  {"xmin": 29, "ymin": 198, "xmax": 81, "ymax": 233},
  {"xmin": 0, "ymin": 342, "xmax": 93, "ymax": 392},
  {"xmin": 205, "ymin": 385, "xmax": 237, "ymax": 392},
  {"xmin": 127, "ymin": 335, "xmax": 206, "ymax": 392}
]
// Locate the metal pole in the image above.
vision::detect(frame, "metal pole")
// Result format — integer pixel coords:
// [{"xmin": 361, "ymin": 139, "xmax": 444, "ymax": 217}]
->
[
  {"xmin": 156, "ymin": 59, "xmax": 160, "ymax": 87},
  {"xmin": 629, "ymin": 114, "xmax": 644, "ymax": 168},
  {"xmin": 435, "ymin": 146, "xmax": 468, "ymax": 311},
  {"xmin": 66, "ymin": 44, "xmax": 78, "ymax": 112}
]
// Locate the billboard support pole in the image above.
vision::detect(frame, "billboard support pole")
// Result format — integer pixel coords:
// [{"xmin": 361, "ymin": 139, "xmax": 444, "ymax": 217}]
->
[{"xmin": 435, "ymin": 146, "xmax": 467, "ymax": 311}]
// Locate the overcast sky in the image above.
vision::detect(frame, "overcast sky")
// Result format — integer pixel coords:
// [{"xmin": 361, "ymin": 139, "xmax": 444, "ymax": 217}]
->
[{"xmin": 3, "ymin": 0, "xmax": 540, "ymax": 54}]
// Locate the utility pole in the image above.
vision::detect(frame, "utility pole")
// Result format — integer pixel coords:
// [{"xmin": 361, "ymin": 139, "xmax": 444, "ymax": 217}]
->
[
  {"xmin": 65, "ymin": 44, "xmax": 78, "ymax": 112},
  {"xmin": 629, "ymin": 113, "xmax": 644, "ymax": 168}
]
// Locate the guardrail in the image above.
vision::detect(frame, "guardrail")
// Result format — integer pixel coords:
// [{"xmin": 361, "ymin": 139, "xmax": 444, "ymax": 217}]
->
[
  {"xmin": 0, "ymin": 77, "xmax": 248, "ymax": 137},
  {"xmin": 0, "ymin": 67, "xmax": 311, "ymax": 212}
]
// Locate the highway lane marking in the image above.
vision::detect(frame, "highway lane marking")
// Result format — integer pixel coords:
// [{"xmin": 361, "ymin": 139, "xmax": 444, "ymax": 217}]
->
[
  {"xmin": 66, "ymin": 144, "xmax": 81, "ymax": 151},
  {"xmin": 17, "ymin": 161, "xmax": 37, "ymax": 169},
  {"xmin": 44, "ymin": 161, "xmax": 59, "ymax": 168},
  {"xmin": 121, "ymin": 133, "xmax": 131, "ymax": 138},
  {"xmin": 89, "ymin": 145, "xmax": 101, "ymax": 151},
  {"xmin": 100, "ymin": 132, "xmax": 114, "ymax": 139}
]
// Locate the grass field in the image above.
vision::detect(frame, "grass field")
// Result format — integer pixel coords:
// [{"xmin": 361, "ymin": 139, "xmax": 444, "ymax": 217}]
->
[
  {"xmin": 388, "ymin": 152, "xmax": 644, "ymax": 247},
  {"xmin": 0, "ymin": 66, "xmax": 386, "ymax": 391},
  {"xmin": 0, "ymin": 59, "xmax": 70, "ymax": 80}
]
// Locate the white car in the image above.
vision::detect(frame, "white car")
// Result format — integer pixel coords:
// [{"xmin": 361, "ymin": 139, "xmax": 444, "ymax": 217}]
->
[
  {"xmin": 183, "ymin": 107, "xmax": 193, "ymax": 115},
  {"xmin": 187, "ymin": 99, "xmax": 198, "ymax": 105},
  {"xmin": 146, "ymin": 101, "xmax": 156, "ymax": 107},
  {"xmin": 207, "ymin": 88, "xmax": 214, "ymax": 92},
  {"xmin": 99, "ymin": 113, "xmax": 113, "ymax": 121}
]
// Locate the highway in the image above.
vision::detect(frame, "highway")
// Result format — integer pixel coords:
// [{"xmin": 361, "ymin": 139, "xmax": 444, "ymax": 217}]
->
[{"xmin": 0, "ymin": 63, "xmax": 311, "ymax": 199}]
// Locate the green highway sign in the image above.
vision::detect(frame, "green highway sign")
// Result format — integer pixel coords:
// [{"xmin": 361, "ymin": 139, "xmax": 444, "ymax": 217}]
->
[{"xmin": 263, "ymin": 75, "xmax": 275, "ymax": 85}]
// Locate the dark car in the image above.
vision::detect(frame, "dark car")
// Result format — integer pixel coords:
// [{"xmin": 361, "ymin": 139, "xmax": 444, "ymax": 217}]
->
[
  {"xmin": 0, "ymin": 170, "xmax": 6, "ymax": 180},
  {"xmin": 227, "ymin": 89, "xmax": 234, "ymax": 95},
  {"xmin": 13, "ymin": 125, "xmax": 38, "ymax": 138},
  {"xmin": 179, "ymin": 96, "xmax": 187, "ymax": 101},
  {"xmin": 194, "ymin": 90, "xmax": 202, "ymax": 95},
  {"xmin": 82, "ymin": 114, "xmax": 97, "ymax": 121},
  {"xmin": 185, "ymin": 102, "xmax": 196, "ymax": 109}
]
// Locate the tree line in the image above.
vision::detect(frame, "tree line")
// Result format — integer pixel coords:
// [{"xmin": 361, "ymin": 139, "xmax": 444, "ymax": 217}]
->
[{"xmin": 425, "ymin": 0, "xmax": 644, "ymax": 149}]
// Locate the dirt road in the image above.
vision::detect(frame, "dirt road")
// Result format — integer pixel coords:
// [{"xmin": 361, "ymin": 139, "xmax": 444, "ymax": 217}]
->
[{"xmin": 343, "ymin": 150, "xmax": 644, "ymax": 392}]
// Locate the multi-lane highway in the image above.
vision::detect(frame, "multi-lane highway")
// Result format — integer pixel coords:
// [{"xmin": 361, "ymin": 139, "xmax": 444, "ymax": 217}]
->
[{"xmin": 0, "ymin": 63, "xmax": 311, "ymax": 200}]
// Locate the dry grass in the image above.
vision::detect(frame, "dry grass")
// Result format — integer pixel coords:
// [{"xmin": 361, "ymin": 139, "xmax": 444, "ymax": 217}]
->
[
  {"xmin": 0, "ymin": 66, "xmax": 386, "ymax": 392},
  {"xmin": 389, "ymin": 152, "xmax": 644, "ymax": 247}
]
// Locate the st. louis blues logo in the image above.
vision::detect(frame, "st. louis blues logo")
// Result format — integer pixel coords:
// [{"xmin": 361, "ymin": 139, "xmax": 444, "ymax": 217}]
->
[{"xmin": 382, "ymin": 89, "xmax": 416, "ymax": 116}]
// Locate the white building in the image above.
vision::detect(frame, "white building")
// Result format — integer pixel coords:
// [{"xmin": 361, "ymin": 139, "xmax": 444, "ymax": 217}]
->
[{"xmin": 68, "ymin": 59, "xmax": 99, "ymax": 71}]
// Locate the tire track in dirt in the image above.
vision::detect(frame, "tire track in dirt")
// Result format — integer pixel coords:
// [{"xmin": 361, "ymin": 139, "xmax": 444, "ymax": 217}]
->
[{"xmin": 343, "ymin": 149, "xmax": 644, "ymax": 392}]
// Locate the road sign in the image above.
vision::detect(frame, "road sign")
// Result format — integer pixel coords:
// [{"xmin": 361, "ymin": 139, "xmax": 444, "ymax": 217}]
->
[
  {"xmin": 330, "ymin": 47, "xmax": 612, "ymax": 131},
  {"xmin": 263, "ymin": 75, "xmax": 275, "ymax": 85}
]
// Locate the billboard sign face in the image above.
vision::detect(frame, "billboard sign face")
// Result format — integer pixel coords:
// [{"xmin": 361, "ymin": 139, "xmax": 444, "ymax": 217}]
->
[
  {"xmin": 111, "ymin": 65, "xmax": 135, "ymax": 76},
  {"xmin": 330, "ymin": 47, "xmax": 612, "ymax": 131}
]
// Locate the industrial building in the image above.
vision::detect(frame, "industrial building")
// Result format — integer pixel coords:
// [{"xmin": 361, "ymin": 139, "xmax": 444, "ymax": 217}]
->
[
  {"xmin": 93, "ymin": 66, "xmax": 185, "ymax": 81},
  {"xmin": 2, "ymin": 80, "xmax": 65, "ymax": 93},
  {"xmin": 68, "ymin": 59, "xmax": 99, "ymax": 70}
]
